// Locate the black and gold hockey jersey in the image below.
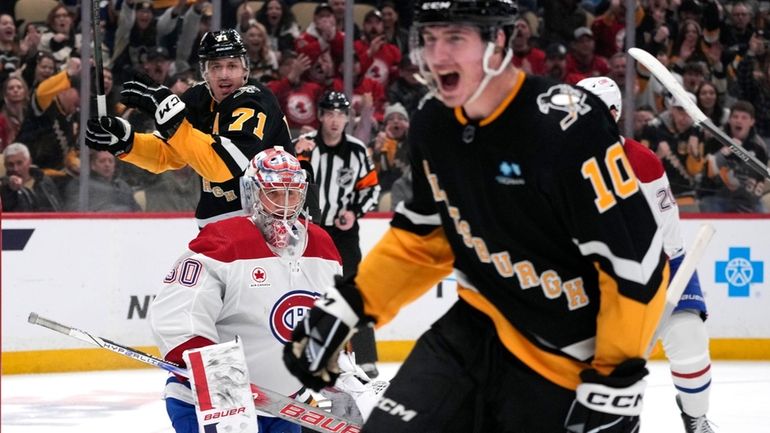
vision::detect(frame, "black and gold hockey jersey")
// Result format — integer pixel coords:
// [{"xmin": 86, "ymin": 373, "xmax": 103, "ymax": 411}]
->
[
  {"xmin": 355, "ymin": 72, "xmax": 669, "ymax": 390},
  {"xmin": 122, "ymin": 82, "xmax": 293, "ymax": 226}
]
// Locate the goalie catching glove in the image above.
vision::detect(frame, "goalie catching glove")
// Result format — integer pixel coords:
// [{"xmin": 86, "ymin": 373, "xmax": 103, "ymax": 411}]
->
[
  {"xmin": 283, "ymin": 275, "xmax": 367, "ymax": 391},
  {"xmin": 565, "ymin": 358, "xmax": 648, "ymax": 433},
  {"xmin": 120, "ymin": 71, "xmax": 187, "ymax": 139},
  {"xmin": 85, "ymin": 117, "xmax": 134, "ymax": 156}
]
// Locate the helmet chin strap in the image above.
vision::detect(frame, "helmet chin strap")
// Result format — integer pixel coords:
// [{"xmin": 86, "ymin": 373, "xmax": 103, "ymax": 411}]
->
[{"xmin": 466, "ymin": 42, "xmax": 514, "ymax": 105}]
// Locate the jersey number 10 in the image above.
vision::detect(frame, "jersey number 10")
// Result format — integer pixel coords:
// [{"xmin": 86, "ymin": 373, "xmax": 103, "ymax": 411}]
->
[{"xmin": 581, "ymin": 142, "xmax": 639, "ymax": 213}]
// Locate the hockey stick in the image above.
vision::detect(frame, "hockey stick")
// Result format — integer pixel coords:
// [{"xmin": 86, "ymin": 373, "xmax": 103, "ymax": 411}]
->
[
  {"xmin": 91, "ymin": 0, "xmax": 107, "ymax": 116},
  {"xmin": 645, "ymin": 223, "xmax": 716, "ymax": 358},
  {"xmin": 628, "ymin": 48, "xmax": 770, "ymax": 181},
  {"xmin": 27, "ymin": 313, "xmax": 361, "ymax": 433}
]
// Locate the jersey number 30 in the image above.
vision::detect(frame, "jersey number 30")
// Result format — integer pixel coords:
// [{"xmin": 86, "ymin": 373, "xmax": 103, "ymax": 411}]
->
[{"xmin": 581, "ymin": 142, "xmax": 639, "ymax": 213}]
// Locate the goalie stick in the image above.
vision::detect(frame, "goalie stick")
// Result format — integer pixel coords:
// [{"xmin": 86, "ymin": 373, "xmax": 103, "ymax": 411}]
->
[
  {"xmin": 27, "ymin": 313, "xmax": 361, "ymax": 433},
  {"xmin": 645, "ymin": 223, "xmax": 716, "ymax": 358},
  {"xmin": 628, "ymin": 48, "xmax": 770, "ymax": 181}
]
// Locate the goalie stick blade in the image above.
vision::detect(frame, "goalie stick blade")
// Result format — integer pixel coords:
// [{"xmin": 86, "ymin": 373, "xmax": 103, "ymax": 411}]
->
[
  {"xmin": 628, "ymin": 48, "xmax": 770, "ymax": 181},
  {"xmin": 27, "ymin": 313, "xmax": 362, "ymax": 433}
]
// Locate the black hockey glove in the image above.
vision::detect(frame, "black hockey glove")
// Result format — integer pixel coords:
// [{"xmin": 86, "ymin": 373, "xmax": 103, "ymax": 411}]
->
[
  {"xmin": 85, "ymin": 116, "xmax": 134, "ymax": 156},
  {"xmin": 120, "ymin": 71, "xmax": 187, "ymax": 139},
  {"xmin": 565, "ymin": 358, "xmax": 648, "ymax": 433},
  {"xmin": 283, "ymin": 275, "xmax": 365, "ymax": 391}
]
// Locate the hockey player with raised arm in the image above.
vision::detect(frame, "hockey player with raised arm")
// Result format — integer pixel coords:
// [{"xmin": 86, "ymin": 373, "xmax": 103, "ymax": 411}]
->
[
  {"xmin": 85, "ymin": 30, "xmax": 293, "ymax": 227},
  {"xmin": 577, "ymin": 76, "xmax": 716, "ymax": 433},
  {"xmin": 283, "ymin": 1, "xmax": 669, "ymax": 433},
  {"xmin": 148, "ymin": 147, "xmax": 340, "ymax": 433}
]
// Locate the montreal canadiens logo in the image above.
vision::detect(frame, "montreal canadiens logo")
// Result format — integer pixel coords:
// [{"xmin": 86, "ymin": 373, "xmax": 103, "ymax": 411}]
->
[{"xmin": 269, "ymin": 290, "xmax": 319, "ymax": 343}]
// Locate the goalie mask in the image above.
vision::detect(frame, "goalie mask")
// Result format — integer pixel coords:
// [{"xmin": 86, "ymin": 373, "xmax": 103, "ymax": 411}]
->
[
  {"xmin": 241, "ymin": 147, "xmax": 308, "ymax": 250},
  {"xmin": 410, "ymin": 0, "xmax": 518, "ymax": 104}
]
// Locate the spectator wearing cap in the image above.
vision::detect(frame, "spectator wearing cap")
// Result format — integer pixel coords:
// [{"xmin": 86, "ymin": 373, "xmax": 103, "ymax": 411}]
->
[
  {"xmin": 370, "ymin": 103, "xmax": 410, "ymax": 197},
  {"xmin": 38, "ymin": 4, "xmax": 82, "ymax": 66},
  {"xmin": 0, "ymin": 142, "xmax": 62, "ymax": 212},
  {"xmin": 512, "ymin": 18, "xmax": 546, "ymax": 75},
  {"xmin": 541, "ymin": 0, "xmax": 591, "ymax": 46},
  {"xmin": 329, "ymin": 0, "xmax": 362, "ymax": 40},
  {"xmin": 267, "ymin": 42, "xmax": 331, "ymax": 134},
  {"xmin": 381, "ymin": 1, "xmax": 410, "ymax": 55},
  {"xmin": 701, "ymin": 101, "xmax": 768, "ymax": 212},
  {"xmin": 141, "ymin": 46, "xmax": 173, "ymax": 85},
  {"xmin": 16, "ymin": 57, "xmax": 82, "ymax": 190},
  {"xmin": 387, "ymin": 56, "xmax": 428, "ymax": 116},
  {"xmin": 354, "ymin": 8, "xmax": 401, "ymax": 88},
  {"xmin": 639, "ymin": 91, "xmax": 706, "ymax": 212},
  {"xmin": 566, "ymin": 26, "xmax": 610, "ymax": 83},
  {"xmin": 296, "ymin": 3, "xmax": 344, "ymax": 67},
  {"xmin": 255, "ymin": 0, "xmax": 301, "ymax": 55},
  {"xmin": 543, "ymin": 42, "xmax": 581, "ymax": 83}
]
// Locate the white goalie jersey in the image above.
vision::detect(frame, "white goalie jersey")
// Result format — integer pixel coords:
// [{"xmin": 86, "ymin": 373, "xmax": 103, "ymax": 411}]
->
[{"xmin": 149, "ymin": 216, "xmax": 343, "ymax": 400}]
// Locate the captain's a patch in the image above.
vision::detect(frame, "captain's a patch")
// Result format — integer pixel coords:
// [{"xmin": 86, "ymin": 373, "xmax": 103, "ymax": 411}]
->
[{"xmin": 536, "ymin": 84, "xmax": 592, "ymax": 131}]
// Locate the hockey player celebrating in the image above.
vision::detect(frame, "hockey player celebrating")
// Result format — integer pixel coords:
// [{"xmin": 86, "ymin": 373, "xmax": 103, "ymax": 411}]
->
[
  {"xmin": 577, "ymin": 76, "xmax": 716, "ymax": 433},
  {"xmin": 148, "ymin": 147, "xmax": 341, "ymax": 433},
  {"xmin": 283, "ymin": 1, "xmax": 670, "ymax": 433},
  {"xmin": 85, "ymin": 29, "xmax": 293, "ymax": 227}
]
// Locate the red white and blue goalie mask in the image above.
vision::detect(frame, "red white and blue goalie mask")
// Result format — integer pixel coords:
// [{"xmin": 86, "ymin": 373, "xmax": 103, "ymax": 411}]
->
[{"xmin": 241, "ymin": 146, "xmax": 308, "ymax": 249}]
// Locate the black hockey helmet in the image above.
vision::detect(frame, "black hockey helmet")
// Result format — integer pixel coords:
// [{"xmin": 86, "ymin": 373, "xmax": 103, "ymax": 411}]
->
[
  {"xmin": 198, "ymin": 29, "xmax": 247, "ymax": 62},
  {"xmin": 413, "ymin": 0, "xmax": 518, "ymax": 42},
  {"xmin": 318, "ymin": 91, "xmax": 350, "ymax": 113}
]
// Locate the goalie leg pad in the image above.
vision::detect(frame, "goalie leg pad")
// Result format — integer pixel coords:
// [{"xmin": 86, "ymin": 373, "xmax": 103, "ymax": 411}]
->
[{"xmin": 184, "ymin": 339, "xmax": 259, "ymax": 433}]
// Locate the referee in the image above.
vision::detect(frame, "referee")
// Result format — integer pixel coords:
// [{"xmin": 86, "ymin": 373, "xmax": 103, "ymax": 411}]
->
[{"xmin": 294, "ymin": 91, "xmax": 381, "ymax": 377}]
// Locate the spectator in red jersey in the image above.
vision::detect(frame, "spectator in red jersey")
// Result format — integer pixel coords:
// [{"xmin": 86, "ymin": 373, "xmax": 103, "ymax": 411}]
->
[
  {"xmin": 331, "ymin": 53, "xmax": 386, "ymax": 123},
  {"xmin": 590, "ymin": 0, "xmax": 640, "ymax": 58},
  {"xmin": 354, "ymin": 9, "xmax": 402, "ymax": 88},
  {"xmin": 329, "ymin": 0, "xmax": 361, "ymax": 40},
  {"xmin": 566, "ymin": 27, "xmax": 610, "ymax": 83},
  {"xmin": 268, "ymin": 41, "xmax": 333, "ymax": 134},
  {"xmin": 296, "ymin": 3, "xmax": 344, "ymax": 68},
  {"xmin": 512, "ymin": 17, "xmax": 546, "ymax": 75}
]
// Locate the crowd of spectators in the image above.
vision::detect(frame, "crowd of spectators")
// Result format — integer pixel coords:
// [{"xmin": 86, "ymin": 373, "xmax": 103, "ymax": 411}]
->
[{"xmin": 0, "ymin": 0, "xmax": 768, "ymax": 213}]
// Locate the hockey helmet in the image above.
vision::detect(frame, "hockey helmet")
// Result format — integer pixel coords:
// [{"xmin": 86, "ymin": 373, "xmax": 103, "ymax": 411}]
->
[
  {"xmin": 577, "ymin": 76, "xmax": 622, "ymax": 122},
  {"xmin": 318, "ymin": 91, "xmax": 351, "ymax": 113},
  {"xmin": 413, "ymin": 0, "xmax": 518, "ymax": 41},
  {"xmin": 199, "ymin": 29, "xmax": 247, "ymax": 61},
  {"xmin": 241, "ymin": 146, "xmax": 308, "ymax": 249}
]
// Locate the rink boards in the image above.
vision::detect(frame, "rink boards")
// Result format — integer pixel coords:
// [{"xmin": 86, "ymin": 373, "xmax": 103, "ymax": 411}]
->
[{"xmin": 3, "ymin": 213, "xmax": 770, "ymax": 374}]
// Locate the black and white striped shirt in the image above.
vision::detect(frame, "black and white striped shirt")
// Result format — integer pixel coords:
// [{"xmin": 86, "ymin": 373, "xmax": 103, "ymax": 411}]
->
[{"xmin": 298, "ymin": 131, "xmax": 380, "ymax": 227}]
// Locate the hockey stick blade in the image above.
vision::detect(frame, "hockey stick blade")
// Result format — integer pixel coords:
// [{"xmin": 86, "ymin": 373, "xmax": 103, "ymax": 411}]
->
[
  {"xmin": 27, "ymin": 313, "xmax": 362, "ymax": 433},
  {"xmin": 645, "ymin": 223, "xmax": 715, "ymax": 357},
  {"xmin": 628, "ymin": 48, "xmax": 770, "ymax": 181}
]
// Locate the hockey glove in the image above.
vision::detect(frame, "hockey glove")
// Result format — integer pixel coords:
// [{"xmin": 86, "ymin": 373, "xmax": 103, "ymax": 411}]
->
[
  {"xmin": 283, "ymin": 275, "xmax": 365, "ymax": 391},
  {"xmin": 85, "ymin": 116, "xmax": 134, "ymax": 156},
  {"xmin": 565, "ymin": 358, "xmax": 648, "ymax": 433},
  {"xmin": 120, "ymin": 71, "xmax": 186, "ymax": 139}
]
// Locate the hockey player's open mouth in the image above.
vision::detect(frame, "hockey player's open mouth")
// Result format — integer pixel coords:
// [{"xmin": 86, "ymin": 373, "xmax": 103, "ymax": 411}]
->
[{"xmin": 439, "ymin": 73, "xmax": 460, "ymax": 91}]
